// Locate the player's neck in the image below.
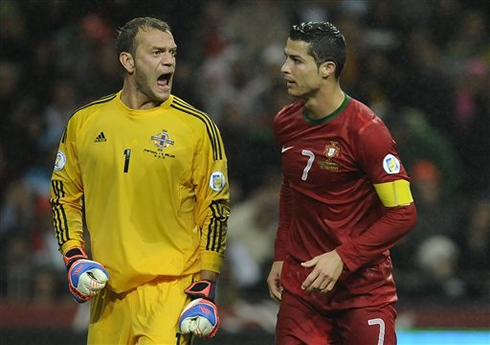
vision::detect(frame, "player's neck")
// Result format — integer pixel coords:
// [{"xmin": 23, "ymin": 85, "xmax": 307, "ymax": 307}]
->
[
  {"xmin": 120, "ymin": 83, "xmax": 164, "ymax": 110},
  {"xmin": 304, "ymin": 84, "xmax": 345, "ymax": 120}
]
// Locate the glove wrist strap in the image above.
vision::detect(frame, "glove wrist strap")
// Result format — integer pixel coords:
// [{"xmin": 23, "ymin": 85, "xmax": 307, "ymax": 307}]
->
[
  {"xmin": 185, "ymin": 279, "xmax": 216, "ymax": 301},
  {"xmin": 63, "ymin": 247, "xmax": 88, "ymax": 269}
]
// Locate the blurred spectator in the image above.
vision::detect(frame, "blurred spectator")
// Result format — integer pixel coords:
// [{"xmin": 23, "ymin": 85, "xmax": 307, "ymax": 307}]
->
[
  {"xmin": 453, "ymin": 58, "xmax": 490, "ymax": 198},
  {"xmin": 415, "ymin": 235, "xmax": 467, "ymax": 299},
  {"xmin": 463, "ymin": 198, "xmax": 490, "ymax": 271},
  {"xmin": 1, "ymin": 97, "xmax": 45, "ymax": 178},
  {"xmin": 0, "ymin": 60, "xmax": 21, "ymax": 117},
  {"xmin": 223, "ymin": 0, "xmax": 291, "ymax": 63},
  {"xmin": 40, "ymin": 80, "xmax": 79, "ymax": 148},
  {"xmin": 397, "ymin": 28, "xmax": 456, "ymax": 136},
  {"xmin": 2, "ymin": 235, "xmax": 32, "ymax": 301},
  {"xmin": 430, "ymin": 0, "xmax": 462, "ymax": 50},
  {"xmin": 0, "ymin": 0, "xmax": 28, "ymax": 62},
  {"xmin": 444, "ymin": 8, "xmax": 489, "ymax": 74},
  {"xmin": 0, "ymin": 143, "xmax": 7, "ymax": 199},
  {"xmin": 1, "ymin": 181, "xmax": 35, "ymax": 238},
  {"xmin": 457, "ymin": 197, "xmax": 490, "ymax": 298},
  {"xmin": 390, "ymin": 108, "xmax": 461, "ymax": 203},
  {"xmin": 31, "ymin": 266, "xmax": 59, "ymax": 306},
  {"xmin": 226, "ymin": 176, "xmax": 280, "ymax": 302},
  {"xmin": 392, "ymin": 159, "xmax": 458, "ymax": 272}
]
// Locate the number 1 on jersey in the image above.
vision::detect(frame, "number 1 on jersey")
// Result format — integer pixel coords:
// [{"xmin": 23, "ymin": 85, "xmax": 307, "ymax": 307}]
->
[
  {"xmin": 301, "ymin": 149, "xmax": 315, "ymax": 181},
  {"xmin": 123, "ymin": 148, "xmax": 131, "ymax": 173}
]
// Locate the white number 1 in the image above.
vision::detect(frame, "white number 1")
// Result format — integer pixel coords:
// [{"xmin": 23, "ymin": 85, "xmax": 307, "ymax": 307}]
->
[{"xmin": 301, "ymin": 150, "xmax": 315, "ymax": 181}]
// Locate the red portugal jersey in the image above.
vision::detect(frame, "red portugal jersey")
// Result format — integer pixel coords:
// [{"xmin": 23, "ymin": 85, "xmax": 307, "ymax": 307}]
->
[{"xmin": 273, "ymin": 95, "xmax": 417, "ymax": 309}]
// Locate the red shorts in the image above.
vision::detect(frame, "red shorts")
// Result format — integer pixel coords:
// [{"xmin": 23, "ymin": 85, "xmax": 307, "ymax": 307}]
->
[{"xmin": 276, "ymin": 257, "xmax": 398, "ymax": 345}]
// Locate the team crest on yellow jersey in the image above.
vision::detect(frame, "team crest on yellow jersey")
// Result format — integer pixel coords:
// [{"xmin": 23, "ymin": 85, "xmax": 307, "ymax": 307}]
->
[
  {"xmin": 143, "ymin": 130, "xmax": 176, "ymax": 159},
  {"xmin": 319, "ymin": 141, "xmax": 342, "ymax": 171},
  {"xmin": 151, "ymin": 130, "xmax": 175, "ymax": 150}
]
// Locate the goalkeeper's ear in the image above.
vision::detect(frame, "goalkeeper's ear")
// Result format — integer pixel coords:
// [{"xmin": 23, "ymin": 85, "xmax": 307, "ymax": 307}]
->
[{"xmin": 120, "ymin": 52, "xmax": 135, "ymax": 73}]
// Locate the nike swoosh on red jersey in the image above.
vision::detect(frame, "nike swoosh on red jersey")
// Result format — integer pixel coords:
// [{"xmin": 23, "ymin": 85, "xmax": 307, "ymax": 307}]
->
[{"xmin": 281, "ymin": 146, "xmax": 294, "ymax": 153}]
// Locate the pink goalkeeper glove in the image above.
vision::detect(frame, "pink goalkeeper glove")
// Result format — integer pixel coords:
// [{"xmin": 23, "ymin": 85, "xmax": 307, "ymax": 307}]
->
[
  {"xmin": 179, "ymin": 280, "xmax": 219, "ymax": 337},
  {"xmin": 63, "ymin": 247, "xmax": 109, "ymax": 303}
]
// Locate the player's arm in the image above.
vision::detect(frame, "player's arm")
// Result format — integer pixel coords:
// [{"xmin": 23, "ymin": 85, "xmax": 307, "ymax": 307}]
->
[
  {"xmin": 336, "ymin": 191, "xmax": 416, "ymax": 273},
  {"xmin": 301, "ymin": 184, "xmax": 416, "ymax": 293},
  {"xmin": 273, "ymin": 174, "xmax": 293, "ymax": 261},
  {"xmin": 336, "ymin": 122, "xmax": 417, "ymax": 273},
  {"xmin": 50, "ymin": 118, "xmax": 109, "ymax": 302},
  {"xmin": 267, "ymin": 174, "xmax": 292, "ymax": 301},
  {"xmin": 192, "ymin": 121, "xmax": 230, "ymax": 275},
  {"xmin": 179, "ymin": 119, "xmax": 229, "ymax": 338},
  {"xmin": 50, "ymin": 119, "xmax": 85, "ymax": 255}
]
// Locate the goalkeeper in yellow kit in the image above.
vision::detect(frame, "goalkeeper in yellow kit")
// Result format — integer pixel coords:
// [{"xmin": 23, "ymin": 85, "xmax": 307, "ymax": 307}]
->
[{"xmin": 50, "ymin": 17, "xmax": 229, "ymax": 344}]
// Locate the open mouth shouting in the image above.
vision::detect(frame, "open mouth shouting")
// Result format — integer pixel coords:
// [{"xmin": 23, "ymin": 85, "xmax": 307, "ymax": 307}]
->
[{"xmin": 157, "ymin": 73, "xmax": 172, "ymax": 91}]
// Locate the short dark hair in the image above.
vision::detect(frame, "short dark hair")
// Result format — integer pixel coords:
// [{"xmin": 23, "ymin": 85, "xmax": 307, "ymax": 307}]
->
[
  {"xmin": 116, "ymin": 17, "xmax": 171, "ymax": 57},
  {"xmin": 289, "ymin": 22, "xmax": 346, "ymax": 78}
]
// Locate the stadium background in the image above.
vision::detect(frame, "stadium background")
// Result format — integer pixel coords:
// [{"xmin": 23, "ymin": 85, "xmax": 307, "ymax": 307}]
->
[{"xmin": 0, "ymin": 0, "xmax": 488, "ymax": 344}]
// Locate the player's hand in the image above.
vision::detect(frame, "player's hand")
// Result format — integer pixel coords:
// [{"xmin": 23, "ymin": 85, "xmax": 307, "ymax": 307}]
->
[
  {"xmin": 267, "ymin": 261, "xmax": 284, "ymax": 302},
  {"xmin": 180, "ymin": 280, "xmax": 219, "ymax": 337},
  {"xmin": 179, "ymin": 298, "xmax": 220, "ymax": 338},
  {"xmin": 63, "ymin": 247, "xmax": 109, "ymax": 303},
  {"xmin": 301, "ymin": 250, "xmax": 343, "ymax": 294}
]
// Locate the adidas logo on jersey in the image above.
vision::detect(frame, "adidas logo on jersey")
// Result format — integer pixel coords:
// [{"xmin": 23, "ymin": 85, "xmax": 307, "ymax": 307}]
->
[{"xmin": 94, "ymin": 132, "xmax": 107, "ymax": 143}]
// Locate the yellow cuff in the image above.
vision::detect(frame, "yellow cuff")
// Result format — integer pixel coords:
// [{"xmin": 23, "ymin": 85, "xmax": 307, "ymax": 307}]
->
[
  {"xmin": 60, "ymin": 239, "xmax": 84, "ymax": 255},
  {"xmin": 373, "ymin": 180, "xmax": 414, "ymax": 207},
  {"xmin": 200, "ymin": 251, "xmax": 224, "ymax": 274}
]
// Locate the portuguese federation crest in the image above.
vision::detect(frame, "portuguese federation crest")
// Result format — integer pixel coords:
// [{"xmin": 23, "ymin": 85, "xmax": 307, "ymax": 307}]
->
[
  {"xmin": 319, "ymin": 141, "xmax": 342, "ymax": 171},
  {"xmin": 323, "ymin": 141, "xmax": 340, "ymax": 158}
]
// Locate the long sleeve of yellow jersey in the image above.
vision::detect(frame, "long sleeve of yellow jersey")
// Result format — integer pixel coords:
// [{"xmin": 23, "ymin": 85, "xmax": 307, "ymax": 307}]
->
[
  {"xmin": 50, "ymin": 116, "xmax": 86, "ymax": 254},
  {"xmin": 189, "ymin": 107, "xmax": 230, "ymax": 274}
]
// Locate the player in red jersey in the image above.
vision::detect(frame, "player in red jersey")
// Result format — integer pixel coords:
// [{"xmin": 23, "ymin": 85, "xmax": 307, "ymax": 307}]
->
[{"xmin": 266, "ymin": 22, "xmax": 417, "ymax": 344}]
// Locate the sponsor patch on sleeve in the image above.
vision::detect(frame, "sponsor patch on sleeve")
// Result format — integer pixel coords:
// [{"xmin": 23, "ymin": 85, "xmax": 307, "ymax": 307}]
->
[
  {"xmin": 54, "ymin": 151, "xmax": 66, "ymax": 171},
  {"xmin": 209, "ymin": 172, "xmax": 226, "ymax": 192},
  {"xmin": 382, "ymin": 154, "xmax": 400, "ymax": 174}
]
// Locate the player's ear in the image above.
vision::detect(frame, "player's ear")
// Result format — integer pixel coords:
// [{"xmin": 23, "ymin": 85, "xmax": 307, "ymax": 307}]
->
[
  {"xmin": 320, "ymin": 61, "xmax": 336, "ymax": 79},
  {"xmin": 119, "ymin": 52, "xmax": 135, "ymax": 73}
]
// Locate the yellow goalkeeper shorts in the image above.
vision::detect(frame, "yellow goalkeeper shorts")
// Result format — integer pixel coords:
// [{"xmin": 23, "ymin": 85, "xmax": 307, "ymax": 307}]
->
[{"xmin": 87, "ymin": 275, "xmax": 195, "ymax": 345}]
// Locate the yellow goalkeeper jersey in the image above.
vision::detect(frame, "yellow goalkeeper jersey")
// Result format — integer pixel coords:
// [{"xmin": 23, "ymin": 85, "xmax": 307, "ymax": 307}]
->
[{"xmin": 50, "ymin": 92, "xmax": 230, "ymax": 294}]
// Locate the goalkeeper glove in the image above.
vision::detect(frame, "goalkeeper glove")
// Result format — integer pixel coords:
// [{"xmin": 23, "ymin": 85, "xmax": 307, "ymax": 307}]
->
[
  {"xmin": 63, "ymin": 247, "xmax": 109, "ymax": 303},
  {"xmin": 179, "ymin": 298, "xmax": 219, "ymax": 338},
  {"xmin": 179, "ymin": 280, "xmax": 219, "ymax": 338}
]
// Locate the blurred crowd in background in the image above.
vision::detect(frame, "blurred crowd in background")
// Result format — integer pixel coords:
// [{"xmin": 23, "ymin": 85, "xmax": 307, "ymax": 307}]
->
[{"xmin": 0, "ymin": 0, "xmax": 488, "ymax": 334}]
